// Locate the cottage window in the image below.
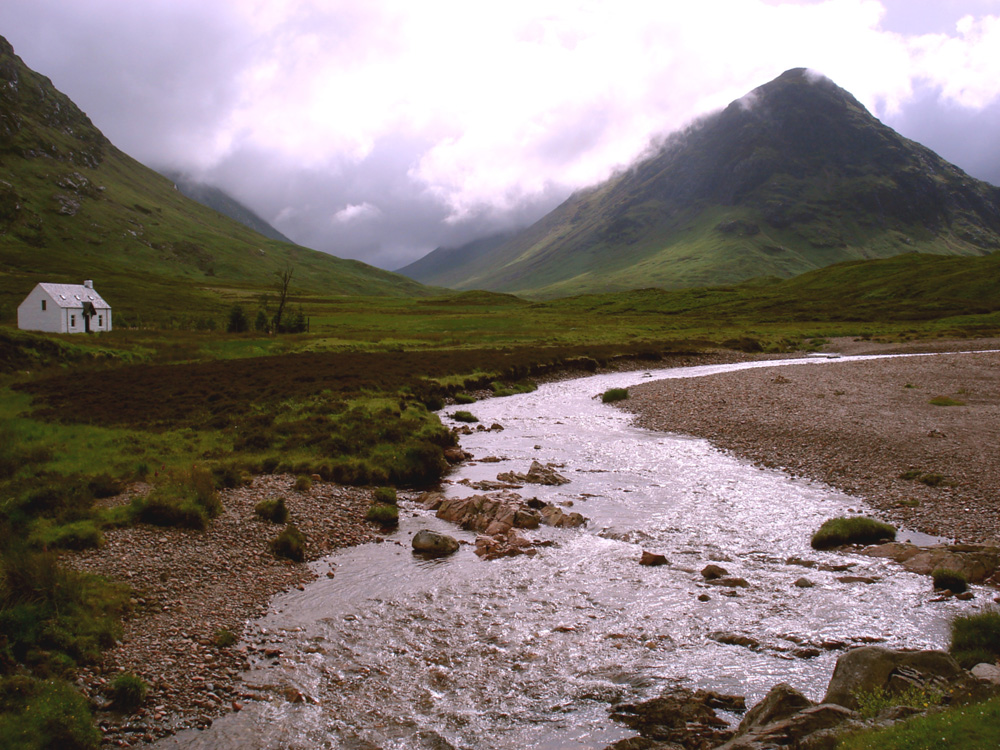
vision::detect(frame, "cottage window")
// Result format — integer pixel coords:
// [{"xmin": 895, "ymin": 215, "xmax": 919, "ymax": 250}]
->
[
  {"xmin": 98, "ymin": 315, "xmax": 103, "ymax": 327},
  {"xmin": 71, "ymin": 314, "xmax": 76, "ymax": 327},
  {"xmin": 41, "ymin": 299, "xmax": 46, "ymax": 311}
]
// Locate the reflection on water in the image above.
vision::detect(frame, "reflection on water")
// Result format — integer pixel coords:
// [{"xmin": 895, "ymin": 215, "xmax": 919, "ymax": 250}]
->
[{"xmin": 159, "ymin": 357, "xmax": 976, "ymax": 749}]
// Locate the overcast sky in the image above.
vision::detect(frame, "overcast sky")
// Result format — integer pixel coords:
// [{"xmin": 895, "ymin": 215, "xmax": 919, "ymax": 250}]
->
[{"xmin": 2, "ymin": 1, "xmax": 999, "ymax": 270}]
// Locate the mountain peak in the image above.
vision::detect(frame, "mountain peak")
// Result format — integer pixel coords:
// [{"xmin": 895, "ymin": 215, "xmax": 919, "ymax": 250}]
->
[{"xmin": 404, "ymin": 69, "xmax": 1000, "ymax": 296}]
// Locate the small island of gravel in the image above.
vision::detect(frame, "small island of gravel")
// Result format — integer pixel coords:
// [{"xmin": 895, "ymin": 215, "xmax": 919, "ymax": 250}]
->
[{"xmin": 622, "ymin": 340, "xmax": 1000, "ymax": 546}]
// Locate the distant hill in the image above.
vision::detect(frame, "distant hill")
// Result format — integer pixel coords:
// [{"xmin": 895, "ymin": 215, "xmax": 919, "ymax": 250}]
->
[
  {"xmin": 406, "ymin": 68, "xmax": 1000, "ymax": 297},
  {"xmin": 160, "ymin": 171, "xmax": 294, "ymax": 244},
  {"xmin": 0, "ymin": 35, "xmax": 430, "ymax": 322},
  {"xmin": 396, "ymin": 230, "xmax": 517, "ymax": 283}
]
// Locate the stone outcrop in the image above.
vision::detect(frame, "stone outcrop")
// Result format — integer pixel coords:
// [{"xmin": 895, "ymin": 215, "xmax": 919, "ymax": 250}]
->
[
  {"xmin": 861, "ymin": 542, "xmax": 1000, "ymax": 586},
  {"xmin": 609, "ymin": 687, "xmax": 744, "ymax": 749},
  {"xmin": 497, "ymin": 460, "xmax": 570, "ymax": 486},
  {"xmin": 411, "ymin": 529, "xmax": 460, "ymax": 556},
  {"xmin": 822, "ymin": 646, "xmax": 964, "ymax": 710}
]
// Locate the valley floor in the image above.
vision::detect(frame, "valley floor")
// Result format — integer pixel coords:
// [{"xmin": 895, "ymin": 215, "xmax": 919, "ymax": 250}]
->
[{"xmin": 623, "ymin": 338, "xmax": 1000, "ymax": 546}]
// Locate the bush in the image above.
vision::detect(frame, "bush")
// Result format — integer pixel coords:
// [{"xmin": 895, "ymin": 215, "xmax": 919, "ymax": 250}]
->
[
  {"xmin": 951, "ymin": 610, "xmax": 1000, "ymax": 668},
  {"xmin": 452, "ymin": 411, "xmax": 478, "ymax": 423},
  {"xmin": 366, "ymin": 503, "xmax": 398, "ymax": 528},
  {"xmin": 270, "ymin": 523, "xmax": 306, "ymax": 561},
  {"xmin": 0, "ymin": 675, "xmax": 100, "ymax": 749},
  {"xmin": 254, "ymin": 496, "xmax": 288, "ymax": 524},
  {"xmin": 373, "ymin": 487, "xmax": 397, "ymax": 505},
  {"xmin": 110, "ymin": 673, "xmax": 147, "ymax": 713},
  {"xmin": 932, "ymin": 568, "xmax": 968, "ymax": 593},
  {"xmin": 293, "ymin": 474, "xmax": 312, "ymax": 491},
  {"xmin": 810, "ymin": 516, "xmax": 896, "ymax": 549},
  {"xmin": 601, "ymin": 387, "xmax": 629, "ymax": 403}
]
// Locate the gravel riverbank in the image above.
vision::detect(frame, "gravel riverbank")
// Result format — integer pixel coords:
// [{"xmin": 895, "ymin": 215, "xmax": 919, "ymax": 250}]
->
[
  {"xmin": 623, "ymin": 340, "xmax": 1000, "ymax": 546},
  {"xmin": 65, "ymin": 475, "xmax": 383, "ymax": 746}
]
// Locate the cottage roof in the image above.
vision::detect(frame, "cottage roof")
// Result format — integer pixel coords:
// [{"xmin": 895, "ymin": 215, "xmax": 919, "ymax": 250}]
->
[{"xmin": 38, "ymin": 283, "xmax": 111, "ymax": 309}]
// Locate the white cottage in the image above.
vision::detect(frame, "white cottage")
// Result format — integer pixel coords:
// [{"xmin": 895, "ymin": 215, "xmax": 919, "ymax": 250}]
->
[{"xmin": 17, "ymin": 280, "xmax": 112, "ymax": 334}]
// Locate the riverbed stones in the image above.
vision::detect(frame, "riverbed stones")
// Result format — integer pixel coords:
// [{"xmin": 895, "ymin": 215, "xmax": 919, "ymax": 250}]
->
[
  {"xmin": 411, "ymin": 529, "xmax": 460, "ymax": 556},
  {"xmin": 609, "ymin": 687, "xmax": 743, "ymax": 749},
  {"xmin": 861, "ymin": 542, "xmax": 1000, "ymax": 585}
]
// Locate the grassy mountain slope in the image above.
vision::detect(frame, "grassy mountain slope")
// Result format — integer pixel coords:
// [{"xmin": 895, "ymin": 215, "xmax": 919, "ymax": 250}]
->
[
  {"xmin": 409, "ymin": 69, "xmax": 1000, "ymax": 297},
  {"xmin": 0, "ymin": 36, "xmax": 430, "ymax": 322},
  {"xmin": 396, "ymin": 230, "xmax": 517, "ymax": 283}
]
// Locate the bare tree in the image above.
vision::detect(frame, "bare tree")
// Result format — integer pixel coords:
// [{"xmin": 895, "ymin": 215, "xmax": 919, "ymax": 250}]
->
[{"xmin": 272, "ymin": 265, "xmax": 294, "ymax": 333}]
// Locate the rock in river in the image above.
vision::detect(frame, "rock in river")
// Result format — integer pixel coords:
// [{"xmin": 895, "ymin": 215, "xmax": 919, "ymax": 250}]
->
[{"xmin": 411, "ymin": 529, "xmax": 460, "ymax": 556}]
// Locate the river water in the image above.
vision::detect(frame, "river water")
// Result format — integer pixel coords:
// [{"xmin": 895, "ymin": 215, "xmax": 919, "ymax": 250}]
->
[{"xmin": 161, "ymin": 356, "xmax": 976, "ymax": 749}]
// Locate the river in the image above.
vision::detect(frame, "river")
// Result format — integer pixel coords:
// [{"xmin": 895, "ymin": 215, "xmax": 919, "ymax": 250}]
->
[{"xmin": 158, "ymin": 356, "xmax": 975, "ymax": 749}]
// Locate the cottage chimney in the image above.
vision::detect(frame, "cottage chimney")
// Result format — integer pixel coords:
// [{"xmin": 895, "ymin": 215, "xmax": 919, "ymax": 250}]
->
[{"xmin": 84, "ymin": 280, "xmax": 94, "ymax": 289}]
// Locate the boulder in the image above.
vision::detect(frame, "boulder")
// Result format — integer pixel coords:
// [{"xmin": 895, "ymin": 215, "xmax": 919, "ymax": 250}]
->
[
  {"xmin": 822, "ymin": 647, "xmax": 963, "ymax": 710},
  {"xmin": 717, "ymin": 704, "xmax": 859, "ymax": 750},
  {"xmin": 972, "ymin": 663, "xmax": 1000, "ymax": 685},
  {"xmin": 732, "ymin": 683, "xmax": 814, "ymax": 739},
  {"xmin": 539, "ymin": 505, "xmax": 587, "ymax": 528},
  {"xmin": 411, "ymin": 529, "xmax": 460, "ymax": 556},
  {"xmin": 640, "ymin": 551, "xmax": 668, "ymax": 567},
  {"xmin": 497, "ymin": 460, "xmax": 570, "ymax": 486},
  {"xmin": 701, "ymin": 564, "xmax": 729, "ymax": 580},
  {"xmin": 609, "ymin": 687, "xmax": 743, "ymax": 748}
]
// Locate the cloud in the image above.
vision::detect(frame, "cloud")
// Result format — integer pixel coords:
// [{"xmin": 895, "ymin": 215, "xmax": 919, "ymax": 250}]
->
[{"xmin": 1, "ymin": 0, "xmax": 999, "ymax": 269}]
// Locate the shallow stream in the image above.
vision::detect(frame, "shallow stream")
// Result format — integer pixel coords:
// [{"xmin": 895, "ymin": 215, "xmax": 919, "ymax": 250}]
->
[{"xmin": 160, "ymin": 356, "xmax": 975, "ymax": 749}]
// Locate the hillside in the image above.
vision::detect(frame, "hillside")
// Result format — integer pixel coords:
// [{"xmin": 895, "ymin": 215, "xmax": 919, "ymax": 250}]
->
[
  {"xmin": 405, "ymin": 68, "xmax": 1000, "ymax": 297},
  {"xmin": 160, "ymin": 171, "xmax": 294, "ymax": 244},
  {"xmin": 0, "ymin": 36, "xmax": 430, "ymax": 323}
]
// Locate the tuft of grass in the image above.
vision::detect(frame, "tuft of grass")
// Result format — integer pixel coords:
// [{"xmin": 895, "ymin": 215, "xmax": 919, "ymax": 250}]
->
[
  {"xmin": 373, "ymin": 487, "xmax": 397, "ymax": 505},
  {"xmin": 454, "ymin": 393, "xmax": 477, "ymax": 404},
  {"xmin": 132, "ymin": 465, "xmax": 221, "ymax": 530},
  {"xmin": 28, "ymin": 520, "xmax": 105, "ymax": 551},
  {"xmin": 932, "ymin": 568, "xmax": 968, "ymax": 593},
  {"xmin": 213, "ymin": 628, "xmax": 238, "ymax": 648},
  {"xmin": 950, "ymin": 609, "xmax": 1000, "ymax": 668},
  {"xmin": 254, "ymin": 496, "xmax": 289, "ymax": 524},
  {"xmin": 293, "ymin": 474, "xmax": 312, "ymax": 491},
  {"xmin": 811, "ymin": 516, "xmax": 896, "ymax": 550},
  {"xmin": 490, "ymin": 380, "xmax": 537, "ymax": 397},
  {"xmin": 366, "ymin": 503, "xmax": 399, "ymax": 528},
  {"xmin": 836, "ymin": 695, "xmax": 1000, "ymax": 750},
  {"xmin": 601, "ymin": 387, "xmax": 629, "ymax": 403},
  {"xmin": 452, "ymin": 410, "xmax": 479, "ymax": 423},
  {"xmin": 110, "ymin": 673, "xmax": 147, "ymax": 713},
  {"xmin": 929, "ymin": 395, "xmax": 966, "ymax": 406},
  {"xmin": 919, "ymin": 472, "xmax": 945, "ymax": 487},
  {"xmin": 269, "ymin": 523, "xmax": 306, "ymax": 561},
  {"xmin": 853, "ymin": 684, "xmax": 943, "ymax": 721}
]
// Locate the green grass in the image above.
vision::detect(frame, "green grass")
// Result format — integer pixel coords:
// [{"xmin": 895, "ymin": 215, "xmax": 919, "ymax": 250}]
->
[
  {"xmin": 254, "ymin": 496, "xmax": 289, "ymax": 524},
  {"xmin": 109, "ymin": 673, "xmax": 147, "ymax": 713},
  {"xmin": 365, "ymin": 503, "xmax": 399, "ymax": 528},
  {"xmin": 269, "ymin": 523, "xmax": 306, "ymax": 562},
  {"xmin": 0, "ymin": 675, "xmax": 100, "ymax": 750},
  {"xmin": 853, "ymin": 684, "xmax": 943, "ymax": 721},
  {"xmin": 452, "ymin": 411, "xmax": 479, "ymax": 423},
  {"xmin": 932, "ymin": 568, "xmax": 968, "ymax": 593},
  {"xmin": 929, "ymin": 395, "xmax": 966, "ymax": 406},
  {"xmin": 837, "ymin": 695, "xmax": 1000, "ymax": 750},
  {"xmin": 601, "ymin": 387, "xmax": 629, "ymax": 403},
  {"xmin": 811, "ymin": 516, "xmax": 896, "ymax": 549},
  {"xmin": 950, "ymin": 609, "xmax": 1000, "ymax": 668}
]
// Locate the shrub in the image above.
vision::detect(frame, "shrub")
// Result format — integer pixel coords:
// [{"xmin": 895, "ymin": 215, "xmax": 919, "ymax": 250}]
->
[
  {"xmin": 254, "ymin": 496, "xmax": 288, "ymax": 524},
  {"xmin": 373, "ymin": 487, "xmax": 397, "ymax": 505},
  {"xmin": 270, "ymin": 523, "xmax": 306, "ymax": 561},
  {"xmin": 0, "ymin": 675, "xmax": 100, "ymax": 749},
  {"xmin": 452, "ymin": 411, "xmax": 479, "ymax": 423},
  {"xmin": 366, "ymin": 503, "xmax": 398, "ymax": 528},
  {"xmin": 293, "ymin": 474, "xmax": 312, "ymax": 491},
  {"xmin": 932, "ymin": 568, "xmax": 968, "ymax": 593},
  {"xmin": 601, "ymin": 387, "xmax": 629, "ymax": 403},
  {"xmin": 213, "ymin": 628, "xmax": 238, "ymax": 648},
  {"xmin": 454, "ymin": 393, "xmax": 477, "ymax": 404},
  {"xmin": 810, "ymin": 516, "xmax": 896, "ymax": 549},
  {"xmin": 110, "ymin": 672, "xmax": 147, "ymax": 713},
  {"xmin": 951, "ymin": 610, "xmax": 1000, "ymax": 668}
]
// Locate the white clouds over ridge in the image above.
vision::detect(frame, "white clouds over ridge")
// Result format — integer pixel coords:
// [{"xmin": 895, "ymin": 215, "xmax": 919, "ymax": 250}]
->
[{"xmin": 1, "ymin": 0, "xmax": 999, "ymax": 267}]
